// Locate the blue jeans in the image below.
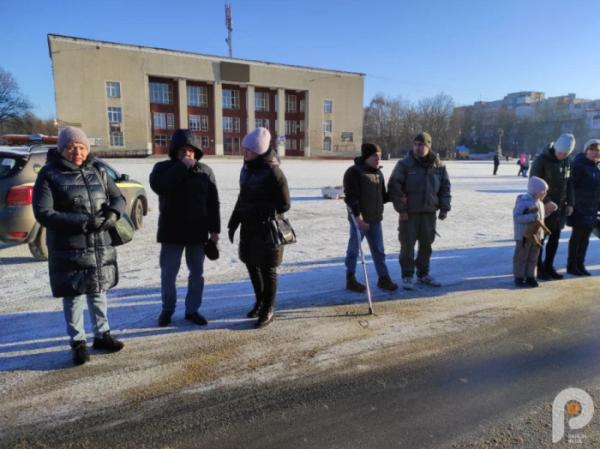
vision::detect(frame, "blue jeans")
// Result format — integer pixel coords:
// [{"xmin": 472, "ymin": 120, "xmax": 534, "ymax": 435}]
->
[
  {"xmin": 160, "ymin": 243, "xmax": 205, "ymax": 315},
  {"xmin": 345, "ymin": 221, "xmax": 389, "ymax": 278},
  {"xmin": 63, "ymin": 293, "xmax": 110, "ymax": 345}
]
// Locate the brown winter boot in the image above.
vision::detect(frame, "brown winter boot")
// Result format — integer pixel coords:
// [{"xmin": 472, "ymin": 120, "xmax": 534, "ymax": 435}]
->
[{"xmin": 346, "ymin": 272, "xmax": 366, "ymax": 293}]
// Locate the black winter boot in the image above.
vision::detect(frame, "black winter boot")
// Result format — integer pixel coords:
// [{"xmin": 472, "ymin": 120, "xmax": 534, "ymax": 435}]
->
[
  {"xmin": 158, "ymin": 310, "xmax": 172, "ymax": 327},
  {"xmin": 525, "ymin": 277, "xmax": 539, "ymax": 288},
  {"xmin": 256, "ymin": 307, "xmax": 274, "ymax": 328},
  {"xmin": 578, "ymin": 263, "xmax": 591, "ymax": 276},
  {"xmin": 93, "ymin": 331, "xmax": 124, "ymax": 352},
  {"xmin": 185, "ymin": 312, "xmax": 208, "ymax": 326},
  {"xmin": 247, "ymin": 303, "xmax": 261, "ymax": 318},
  {"xmin": 545, "ymin": 266, "xmax": 564, "ymax": 280},
  {"xmin": 514, "ymin": 277, "xmax": 525, "ymax": 287},
  {"xmin": 346, "ymin": 272, "xmax": 366, "ymax": 293},
  {"xmin": 72, "ymin": 340, "xmax": 89, "ymax": 365},
  {"xmin": 567, "ymin": 263, "xmax": 583, "ymax": 276},
  {"xmin": 377, "ymin": 275, "xmax": 398, "ymax": 291}
]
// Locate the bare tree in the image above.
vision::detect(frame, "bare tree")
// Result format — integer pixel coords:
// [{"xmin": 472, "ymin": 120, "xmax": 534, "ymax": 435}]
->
[{"xmin": 0, "ymin": 67, "xmax": 31, "ymax": 130}]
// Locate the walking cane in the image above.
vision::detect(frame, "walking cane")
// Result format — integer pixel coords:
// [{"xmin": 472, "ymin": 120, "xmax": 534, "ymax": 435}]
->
[{"xmin": 347, "ymin": 206, "xmax": 374, "ymax": 315}]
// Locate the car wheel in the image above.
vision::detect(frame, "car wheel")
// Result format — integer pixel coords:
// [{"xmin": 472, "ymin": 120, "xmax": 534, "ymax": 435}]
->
[
  {"xmin": 28, "ymin": 226, "xmax": 48, "ymax": 261},
  {"xmin": 131, "ymin": 197, "xmax": 144, "ymax": 229}
]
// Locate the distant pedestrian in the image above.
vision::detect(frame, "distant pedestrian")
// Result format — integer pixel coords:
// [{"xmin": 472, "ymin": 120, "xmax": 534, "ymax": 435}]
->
[
  {"xmin": 149, "ymin": 129, "xmax": 221, "ymax": 328},
  {"xmin": 493, "ymin": 153, "xmax": 500, "ymax": 175},
  {"xmin": 228, "ymin": 128, "xmax": 291, "ymax": 328},
  {"xmin": 512, "ymin": 176, "xmax": 557, "ymax": 288},
  {"xmin": 388, "ymin": 132, "xmax": 451, "ymax": 290},
  {"xmin": 529, "ymin": 133, "xmax": 575, "ymax": 280},
  {"xmin": 517, "ymin": 153, "xmax": 529, "ymax": 177},
  {"xmin": 32, "ymin": 127, "xmax": 125, "ymax": 366},
  {"xmin": 566, "ymin": 139, "xmax": 600, "ymax": 276},
  {"xmin": 343, "ymin": 143, "xmax": 398, "ymax": 293}
]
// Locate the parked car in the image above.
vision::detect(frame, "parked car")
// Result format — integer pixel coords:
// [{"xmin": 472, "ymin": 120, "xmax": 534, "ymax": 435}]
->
[{"xmin": 0, "ymin": 135, "xmax": 148, "ymax": 260}]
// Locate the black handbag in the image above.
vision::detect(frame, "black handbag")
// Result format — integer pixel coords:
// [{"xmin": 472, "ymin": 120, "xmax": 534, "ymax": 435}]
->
[{"xmin": 266, "ymin": 215, "xmax": 297, "ymax": 248}]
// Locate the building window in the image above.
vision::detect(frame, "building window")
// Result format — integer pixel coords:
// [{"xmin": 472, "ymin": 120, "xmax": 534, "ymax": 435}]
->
[
  {"xmin": 286, "ymin": 95, "xmax": 297, "ymax": 113},
  {"xmin": 189, "ymin": 114, "xmax": 209, "ymax": 131},
  {"xmin": 324, "ymin": 100, "xmax": 333, "ymax": 113},
  {"xmin": 201, "ymin": 136, "xmax": 209, "ymax": 149},
  {"xmin": 223, "ymin": 89, "xmax": 240, "ymax": 109},
  {"xmin": 323, "ymin": 137, "xmax": 332, "ymax": 151},
  {"xmin": 153, "ymin": 112, "xmax": 166, "ymax": 130},
  {"xmin": 188, "ymin": 85, "xmax": 208, "ymax": 107},
  {"xmin": 299, "ymin": 120, "xmax": 305, "ymax": 132},
  {"xmin": 255, "ymin": 92, "xmax": 269, "ymax": 112},
  {"xmin": 285, "ymin": 138, "xmax": 297, "ymax": 150},
  {"xmin": 286, "ymin": 120, "xmax": 298, "ymax": 135},
  {"xmin": 106, "ymin": 81, "xmax": 121, "ymax": 98},
  {"xmin": 323, "ymin": 120, "xmax": 332, "ymax": 133},
  {"xmin": 150, "ymin": 82, "xmax": 173, "ymax": 105},
  {"xmin": 154, "ymin": 135, "xmax": 168, "ymax": 146},
  {"xmin": 223, "ymin": 116, "xmax": 240, "ymax": 132},
  {"xmin": 110, "ymin": 132, "xmax": 124, "ymax": 147},
  {"xmin": 256, "ymin": 118, "xmax": 270, "ymax": 129},
  {"xmin": 166, "ymin": 113, "xmax": 175, "ymax": 130},
  {"xmin": 299, "ymin": 99, "xmax": 305, "ymax": 113},
  {"xmin": 107, "ymin": 107, "xmax": 122, "ymax": 125}
]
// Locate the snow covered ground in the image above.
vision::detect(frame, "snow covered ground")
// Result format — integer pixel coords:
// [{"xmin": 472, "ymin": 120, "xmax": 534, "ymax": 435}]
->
[{"xmin": 1, "ymin": 158, "xmax": 599, "ymax": 439}]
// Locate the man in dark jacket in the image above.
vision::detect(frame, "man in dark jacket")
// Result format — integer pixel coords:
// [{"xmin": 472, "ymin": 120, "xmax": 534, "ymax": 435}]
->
[
  {"xmin": 343, "ymin": 143, "xmax": 397, "ymax": 292},
  {"xmin": 493, "ymin": 153, "xmax": 500, "ymax": 175},
  {"xmin": 149, "ymin": 129, "xmax": 220, "ymax": 327},
  {"xmin": 529, "ymin": 133, "xmax": 575, "ymax": 279},
  {"xmin": 33, "ymin": 127, "xmax": 126, "ymax": 365},
  {"xmin": 388, "ymin": 132, "xmax": 451, "ymax": 290}
]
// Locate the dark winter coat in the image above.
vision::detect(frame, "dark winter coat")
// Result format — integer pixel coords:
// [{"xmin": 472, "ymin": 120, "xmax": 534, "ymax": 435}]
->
[
  {"xmin": 32, "ymin": 150, "xmax": 125, "ymax": 298},
  {"xmin": 530, "ymin": 145, "xmax": 574, "ymax": 208},
  {"xmin": 567, "ymin": 153, "xmax": 600, "ymax": 229},
  {"xmin": 388, "ymin": 151, "xmax": 451, "ymax": 214},
  {"xmin": 228, "ymin": 149, "xmax": 291, "ymax": 267},
  {"xmin": 343, "ymin": 157, "xmax": 389, "ymax": 224},
  {"xmin": 149, "ymin": 135, "xmax": 220, "ymax": 245}
]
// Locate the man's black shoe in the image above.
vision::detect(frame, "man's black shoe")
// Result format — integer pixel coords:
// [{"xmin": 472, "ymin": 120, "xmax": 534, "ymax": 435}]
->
[
  {"xmin": 72, "ymin": 340, "xmax": 90, "ymax": 366},
  {"xmin": 578, "ymin": 265, "xmax": 592, "ymax": 276},
  {"xmin": 185, "ymin": 312, "xmax": 208, "ymax": 326},
  {"xmin": 158, "ymin": 311, "xmax": 172, "ymax": 327},
  {"xmin": 256, "ymin": 309, "xmax": 274, "ymax": 328},
  {"xmin": 546, "ymin": 267, "xmax": 564, "ymax": 280},
  {"xmin": 514, "ymin": 277, "xmax": 525, "ymax": 287},
  {"xmin": 93, "ymin": 331, "xmax": 124, "ymax": 352}
]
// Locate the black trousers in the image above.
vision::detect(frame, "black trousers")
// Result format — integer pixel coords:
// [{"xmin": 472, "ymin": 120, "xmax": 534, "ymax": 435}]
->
[
  {"xmin": 568, "ymin": 227, "xmax": 593, "ymax": 268},
  {"xmin": 246, "ymin": 264, "xmax": 278, "ymax": 311},
  {"xmin": 537, "ymin": 211, "xmax": 564, "ymax": 270}
]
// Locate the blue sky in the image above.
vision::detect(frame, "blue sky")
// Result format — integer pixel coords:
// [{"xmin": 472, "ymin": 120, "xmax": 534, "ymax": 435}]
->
[{"xmin": 2, "ymin": 0, "xmax": 600, "ymax": 118}]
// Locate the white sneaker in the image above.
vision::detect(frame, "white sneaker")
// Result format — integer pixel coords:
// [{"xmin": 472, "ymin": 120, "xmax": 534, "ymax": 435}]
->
[
  {"xmin": 402, "ymin": 277, "xmax": 414, "ymax": 290},
  {"xmin": 417, "ymin": 275, "xmax": 441, "ymax": 287}
]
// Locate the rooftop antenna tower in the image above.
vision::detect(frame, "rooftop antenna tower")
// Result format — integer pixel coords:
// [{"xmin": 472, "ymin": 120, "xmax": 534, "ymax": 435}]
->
[{"xmin": 225, "ymin": 3, "xmax": 233, "ymax": 57}]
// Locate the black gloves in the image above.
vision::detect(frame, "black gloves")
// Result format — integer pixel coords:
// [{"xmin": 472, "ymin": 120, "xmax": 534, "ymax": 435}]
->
[
  {"xmin": 98, "ymin": 211, "xmax": 118, "ymax": 231},
  {"xmin": 438, "ymin": 210, "xmax": 448, "ymax": 221},
  {"xmin": 87, "ymin": 210, "xmax": 118, "ymax": 232}
]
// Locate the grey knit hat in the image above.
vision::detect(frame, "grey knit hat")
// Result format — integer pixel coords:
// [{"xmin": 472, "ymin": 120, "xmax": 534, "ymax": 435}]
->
[
  {"xmin": 528, "ymin": 176, "xmax": 548, "ymax": 195},
  {"xmin": 553, "ymin": 133, "xmax": 576, "ymax": 154},
  {"xmin": 242, "ymin": 127, "xmax": 271, "ymax": 155},
  {"xmin": 58, "ymin": 127, "xmax": 90, "ymax": 151}
]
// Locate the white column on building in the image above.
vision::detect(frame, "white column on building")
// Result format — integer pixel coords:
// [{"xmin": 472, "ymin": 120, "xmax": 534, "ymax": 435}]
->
[
  {"xmin": 247, "ymin": 85, "xmax": 255, "ymax": 134},
  {"xmin": 277, "ymin": 88, "xmax": 286, "ymax": 157},
  {"xmin": 177, "ymin": 78, "xmax": 188, "ymax": 129},
  {"xmin": 213, "ymin": 82, "xmax": 224, "ymax": 156}
]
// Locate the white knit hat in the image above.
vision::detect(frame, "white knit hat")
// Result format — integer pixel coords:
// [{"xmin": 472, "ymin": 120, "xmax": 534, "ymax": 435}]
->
[
  {"xmin": 553, "ymin": 133, "xmax": 576, "ymax": 154},
  {"xmin": 528, "ymin": 176, "xmax": 548, "ymax": 195},
  {"xmin": 583, "ymin": 138, "xmax": 600, "ymax": 152},
  {"xmin": 242, "ymin": 127, "xmax": 271, "ymax": 155},
  {"xmin": 58, "ymin": 127, "xmax": 90, "ymax": 151}
]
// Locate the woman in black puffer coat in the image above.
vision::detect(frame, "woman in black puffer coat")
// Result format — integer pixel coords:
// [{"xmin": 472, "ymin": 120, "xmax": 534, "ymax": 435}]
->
[
  {"xmin": 566, "ymin": 139, "xmax": 600, "ymax": 276},
  {"xmin": 32, "ymin": 127, "xmax": 126, "ymax": 365},
  {"xmin": 228, "ymin": 128, "xmax": 290, "ymax": 328}
]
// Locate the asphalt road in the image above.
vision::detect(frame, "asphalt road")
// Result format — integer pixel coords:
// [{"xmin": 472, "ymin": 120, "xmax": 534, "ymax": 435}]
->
[{"xmin": 6, "ymin": 287, "xmax": 600, "ymax": 449}]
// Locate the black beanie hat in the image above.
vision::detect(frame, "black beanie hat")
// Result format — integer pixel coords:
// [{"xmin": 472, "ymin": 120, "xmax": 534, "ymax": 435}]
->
[
  {"xmin": 204, "ymin": 239, "xmax": 219, "ymax": 261},
  {"xmin": 361, "ymin": 143, "xmax": 381, "ymax": 160}
]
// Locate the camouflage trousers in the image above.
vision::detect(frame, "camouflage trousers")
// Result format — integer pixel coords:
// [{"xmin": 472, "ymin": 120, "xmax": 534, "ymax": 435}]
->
[{"xmin": 398, "ymin": 212, "xmax": 437, "ymax": 278}]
